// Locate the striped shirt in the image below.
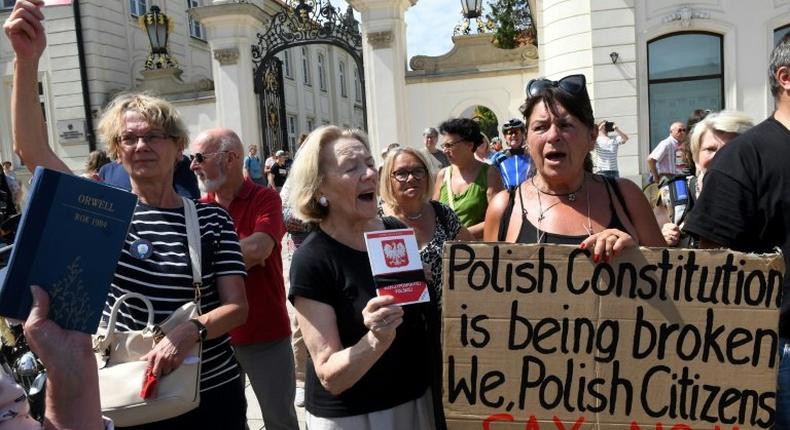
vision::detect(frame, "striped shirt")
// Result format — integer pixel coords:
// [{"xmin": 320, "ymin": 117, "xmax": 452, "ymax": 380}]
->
[
  {"xmin": 594, "ymin": 135, "xmax": 623, "ymax": 172},
  {"xmin": 102, "ymin": 202, "xmax": 247, "ymax": 393}
]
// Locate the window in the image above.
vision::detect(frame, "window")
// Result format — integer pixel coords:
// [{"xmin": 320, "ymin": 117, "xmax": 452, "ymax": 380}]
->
[
  {"xmin": 775, "ymin": 24, "xmax": 790, "ymax": 48},
  {"xmin": 130, "ymin": 0, "xmax": 147, "ymax": 17},
  {"xmin": 307, "ymin": 117, "xmax": 315, "ymax": 133},
  {"xmin": 339, "ymin": 61, "xmax": 348, "ymax": 98},
  {"xmin": 353, "ymin": 66, "xmax": 362, "ymax": 103},
  {"xmin": 287, "ymin": 115, "xmax": 297, "ymax": 150},
  {"xmin": 647, "ymin": 32, "xmax": 723, "ymax": 150},
  {"xmin": 187, "ymin": 0, "xmax": 205, "ymax": 40},
  {"xmin": 283, "ymin": 50, "xmax": 293, "ymax": 79},
  {"xmin": 317, "ymin": 54, "xmax": 327, "ymax": 91},
  {"xmin": 301, "ymin": 47, "xmax": 311, "ymax": 86},
  {"xmin": 1, "ymin": 0, "xmax": 15, "ymax": 11}
]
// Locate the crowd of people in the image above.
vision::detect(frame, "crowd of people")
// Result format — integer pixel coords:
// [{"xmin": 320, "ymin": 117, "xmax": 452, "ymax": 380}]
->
[{"xmin": 6, "ymin": 0, "xmax": 790, "ymax": 429}]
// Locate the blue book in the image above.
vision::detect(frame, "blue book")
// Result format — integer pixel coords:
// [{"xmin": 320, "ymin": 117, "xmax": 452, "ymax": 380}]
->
[{"xmin": 0, "ymin": 167, "xmax": 137, "ymax": 333}]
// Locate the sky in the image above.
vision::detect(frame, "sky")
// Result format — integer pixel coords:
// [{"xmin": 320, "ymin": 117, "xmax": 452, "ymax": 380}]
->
[{"xmin": 327, "ymin": 0, "xmax": 478, "ymax": 62}]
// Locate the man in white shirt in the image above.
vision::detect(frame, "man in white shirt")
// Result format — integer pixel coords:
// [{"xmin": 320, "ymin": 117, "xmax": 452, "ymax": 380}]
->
[
  {"xmin": 594, "ymin": 120, "xmax": 629, "ymax": 179},
  {"xmin": 647, "ymin": 121, "xmax": 687, "ymax": 182}
]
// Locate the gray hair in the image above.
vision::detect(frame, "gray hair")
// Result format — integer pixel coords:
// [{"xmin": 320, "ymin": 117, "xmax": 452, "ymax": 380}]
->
[
  {"xmin": 422, "ymin": 127, "xmax": 438, "ymax": 138},
  {"xmin": 689, "ymin": 111, "xmax": 753, "ymax": 166},
  {"xmin": 770, "ymin": 32, "xmax": 790, "ymax": 97}
]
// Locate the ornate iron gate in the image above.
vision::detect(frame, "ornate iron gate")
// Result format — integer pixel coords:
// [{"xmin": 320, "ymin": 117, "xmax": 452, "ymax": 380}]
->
[
  {"xmin": 252, "ymin": 0, "xmax": 366, "ymax": 160},
  {"xmin": 254, "ymin": 57, "xmax": 288, "ymax": 160}
]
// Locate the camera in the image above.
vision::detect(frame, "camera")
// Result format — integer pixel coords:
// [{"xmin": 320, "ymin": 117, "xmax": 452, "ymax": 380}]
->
[{"xmin": 604, "ymin": 121, "xmax": 615, "ymax": 132}]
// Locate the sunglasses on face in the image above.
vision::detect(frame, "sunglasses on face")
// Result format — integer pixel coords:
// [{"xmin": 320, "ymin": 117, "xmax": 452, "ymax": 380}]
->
[
  {"xmin": 391, "ymin": 167, "xmax": 427, "ymax": 182},
  {"xmin": 118, "ymin": 131, "xmax": 172, "ymax": 146},
  {"xmin": 526, "ymin": 74, "xmax": 587, "ymax": 99},
  {"xmin": 190, "ymin": 151, "xmax": 227, "ymax": 163}
]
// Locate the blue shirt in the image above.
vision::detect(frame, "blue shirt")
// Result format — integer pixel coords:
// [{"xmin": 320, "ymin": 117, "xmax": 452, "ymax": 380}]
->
[
  {"xmin": 98, "ymin": 156, "xmax": 200, "ymax": 199},
  {"xmin": 244, "ymin": 155, "xmax": 263, "ymax": 180},
  {"xmin": 492, "ymin": 149, "xmax": 532, "ymax": 189}
]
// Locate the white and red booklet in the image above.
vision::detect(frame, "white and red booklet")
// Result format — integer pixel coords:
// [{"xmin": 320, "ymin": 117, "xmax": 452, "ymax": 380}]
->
[{"xmin": 364, "ymin": 228, "xmax": 430, "ymax": 306}]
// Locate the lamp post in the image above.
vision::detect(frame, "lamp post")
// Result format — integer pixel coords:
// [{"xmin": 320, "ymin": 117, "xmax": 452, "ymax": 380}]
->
[
  {"xmin": 454, "ymin": 0, "xmax": 490, "ymax": 36},
  {"xmin": 141, "ymin": 5, "xmax": 178, "ymax": 70},
  {"xmin": 460, "ymin": 0, "xmax": 483, "ymax": 19}
]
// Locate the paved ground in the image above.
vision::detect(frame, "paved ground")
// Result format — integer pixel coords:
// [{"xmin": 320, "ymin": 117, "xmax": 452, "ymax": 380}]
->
[{"xmin": 245, "ymin": 378, "xmax": 306, "ymax": 430}]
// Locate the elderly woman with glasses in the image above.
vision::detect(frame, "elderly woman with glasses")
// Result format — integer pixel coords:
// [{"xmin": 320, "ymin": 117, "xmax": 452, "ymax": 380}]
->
[
  {"xmin": 7, "ymin": 3, "xmax": 248, "ymax": 427},
  {"xmin": 287, "ymin": 127, "xmax": 437, "ymax": 429},
  {"xmin": 661, "ymin": 111, "xmax": 754, "ymax": 247},
  {"xmin": 484, "ymin": 74, "xmax": 665, "ymax": 256},
  {"xmin": 433, "ymin": 118, "xmax": 503, "ymax": 239}
]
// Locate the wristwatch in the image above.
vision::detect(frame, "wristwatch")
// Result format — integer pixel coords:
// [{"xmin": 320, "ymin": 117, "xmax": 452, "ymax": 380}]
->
[{"xmin": 189, "ymin": 319, "xmax": 208, "ymax": 342}]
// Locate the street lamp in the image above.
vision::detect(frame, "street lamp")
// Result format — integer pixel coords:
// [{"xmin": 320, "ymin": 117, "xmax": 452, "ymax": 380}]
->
[
  {"xmin": 460, "ymin": 0, "xmax": 483, "ymax": 19},
  {"xmin": 141, "ymin": 5, "xmax": 177, "ymax": 70}
]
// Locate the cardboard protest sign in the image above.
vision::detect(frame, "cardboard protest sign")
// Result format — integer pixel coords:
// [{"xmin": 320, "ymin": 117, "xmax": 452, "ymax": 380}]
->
[{"xmin": 442, "ymin": 243, "xmax": 783, "ymax": 430}]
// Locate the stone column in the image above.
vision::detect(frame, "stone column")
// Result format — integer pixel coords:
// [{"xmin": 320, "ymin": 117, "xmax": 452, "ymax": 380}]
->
[
  {"xmin": 348, "ymin": 0, "xmax": 418, "ymax": 159},
  {"xmin": 189, "ymin": 3, "xmax": 269, "ymax": 148}
]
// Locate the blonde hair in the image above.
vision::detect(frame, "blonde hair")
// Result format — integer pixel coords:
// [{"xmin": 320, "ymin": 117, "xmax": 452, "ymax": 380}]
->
[
  {"xmin": 689, "ymin": 111, "xmax": 754, "ymax": 166},
  {"xmin": 287, "ymin": 125, "xmax": 371, "ymax": 223},
  {"xmin": 97, "ymin": 92, "xmax": 188, "ymax": 160},
  {"xmin": 84, "ymin": 149, "xmax": 111, "ymax": 175},
  {"xmin": 379, "ymin": 147, "xmax": 434, "ymax": 208}
]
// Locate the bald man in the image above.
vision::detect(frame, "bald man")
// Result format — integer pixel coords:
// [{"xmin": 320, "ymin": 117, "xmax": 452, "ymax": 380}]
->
[
  {"xmin": 190, "ymin": 129, "xmax": 298, "ymax": 430},
  {"xmin": 647, "ymin": 121, "xmax": 687, "ymax": 182}
]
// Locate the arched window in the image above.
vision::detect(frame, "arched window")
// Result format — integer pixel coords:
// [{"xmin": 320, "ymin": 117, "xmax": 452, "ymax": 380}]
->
[
  {"xmin": 301, "ymin": 47, "xmax": 312, "ymax": 86},
  {"xmin": 775, "ymin": 24, "xmax": 790, "ymax": 48},
  {"xmin": 339, "ymin": 61, "xmax": 348, "ymax": 97},
  {"xmin": 318, "ymin": 53, "xmax": 327, "ymax": 91},
  {"xmin": 647, "ymin": 32, "xmax": 723, "ymax": 150}
]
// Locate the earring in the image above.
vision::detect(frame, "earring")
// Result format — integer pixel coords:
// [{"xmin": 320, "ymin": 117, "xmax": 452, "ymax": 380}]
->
[{"xmin": 318, "ymin": 195, "xmax": 328, "ymax": 207}]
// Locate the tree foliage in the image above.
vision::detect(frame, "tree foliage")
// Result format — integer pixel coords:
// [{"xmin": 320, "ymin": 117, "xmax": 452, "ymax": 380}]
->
[
  {"xmin": 486, "ymin": 0, "xmax": 537, "ymax": 49},
  {"xmin": 473, "ymin": 105, "xmax": 499, "ymax": 141}
]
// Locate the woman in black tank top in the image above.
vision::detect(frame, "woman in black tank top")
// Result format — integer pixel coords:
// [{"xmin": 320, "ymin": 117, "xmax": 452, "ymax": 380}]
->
[{"xmin": 483, "ymin": 75, "xmax": 665, "ymax": 258}]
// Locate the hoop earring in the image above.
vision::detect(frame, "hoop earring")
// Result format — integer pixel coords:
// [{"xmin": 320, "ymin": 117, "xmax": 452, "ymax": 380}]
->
[{"xmin": 318, "ymin": 195, "xmax": 328, "ymax": 207}]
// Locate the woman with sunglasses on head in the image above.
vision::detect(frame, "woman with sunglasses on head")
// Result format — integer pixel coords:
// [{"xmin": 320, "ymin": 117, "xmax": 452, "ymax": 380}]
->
[
  {"xmin": 433, "ymin": 118, "xmax": 504, "ymax": 239},
  {"xmin": 6, "ymin": 3, "xmax": 248, "ymax": 427},
  {"xmin": 484, "ymin": 74, "xmax": 664, "ymax": 256}
]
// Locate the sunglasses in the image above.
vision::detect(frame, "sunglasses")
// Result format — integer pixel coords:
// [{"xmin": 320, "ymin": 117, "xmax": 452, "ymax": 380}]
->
[
  {"xmin": 190, "ymin": 151, "xmax": 227, "ymax": 163},
  {"xmin": 526, "ymin": 74, "xmax": 587, "ymax": 98}
]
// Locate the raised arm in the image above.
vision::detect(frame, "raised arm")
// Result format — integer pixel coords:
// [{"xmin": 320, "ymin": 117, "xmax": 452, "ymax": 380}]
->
[{"xmin": 4, "ymin": 0, "xmax": 71, "ymax": 174}]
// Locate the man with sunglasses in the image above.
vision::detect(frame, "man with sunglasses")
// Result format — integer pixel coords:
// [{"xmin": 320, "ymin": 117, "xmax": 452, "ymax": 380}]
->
[
  {"xmin": 491, "ymin": 118, "xmax": 532, "ymax": 189},
  {"xmin": 190, "ymin": 128, "xmax": 299, "ymax": 430},
  {"xmin": 647, "ymin": 121, "xmax": 687, "ymax": 182}
]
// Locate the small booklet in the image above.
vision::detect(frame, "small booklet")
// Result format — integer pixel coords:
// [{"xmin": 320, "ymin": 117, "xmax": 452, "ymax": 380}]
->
[
  {"xmin": 0, "ymin": 167, "xmax": 137, "ymax": 333},
  {"xmin": 364, "ymin": 228, "xmax": 430, "ymax": 306}
]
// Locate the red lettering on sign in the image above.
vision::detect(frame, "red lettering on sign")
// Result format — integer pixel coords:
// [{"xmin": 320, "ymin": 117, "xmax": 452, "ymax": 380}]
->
[{"xmin": 483, "ymin": 413, "xmax": 514, "ymax": 430}]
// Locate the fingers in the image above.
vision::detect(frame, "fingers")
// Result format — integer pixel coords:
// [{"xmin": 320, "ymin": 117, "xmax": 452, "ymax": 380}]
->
[
  {"xmin": 581, "ymin": 229, "xmax": 636, "ymax": 263},
  {"xmin": 27, "ymin": 285, "xmax": 49, "ymax": 325}
]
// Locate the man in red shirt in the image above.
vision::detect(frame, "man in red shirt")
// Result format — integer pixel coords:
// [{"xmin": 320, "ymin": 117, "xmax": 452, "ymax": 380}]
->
[{"xmin": 190, "ymin": 129, "xmax": 298, "ymax": 430}]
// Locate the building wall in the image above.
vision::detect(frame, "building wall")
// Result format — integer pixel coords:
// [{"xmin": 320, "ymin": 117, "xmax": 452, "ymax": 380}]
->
[{"xmin": 0, "ymin": 0, "xmax": 361, "ymax": 175}]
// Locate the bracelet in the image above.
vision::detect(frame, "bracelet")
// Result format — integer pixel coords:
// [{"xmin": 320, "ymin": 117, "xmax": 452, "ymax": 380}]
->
[{"xmin": 189, "ymin": 319, "xmax": 208, "ymax": 342}]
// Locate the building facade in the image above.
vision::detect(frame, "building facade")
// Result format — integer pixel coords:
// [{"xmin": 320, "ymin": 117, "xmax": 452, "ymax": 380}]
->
[{"xmin": 0, "ymin": 0, "xmax": 363, "ymax": 179}]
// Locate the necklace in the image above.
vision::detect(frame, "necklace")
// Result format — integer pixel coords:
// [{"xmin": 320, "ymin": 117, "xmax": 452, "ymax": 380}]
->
[
  {"xmin": 531, "ymin": 177, "xmax": 585, "ymax": 202},
  {"xmin": 532, "ymin": 175, "xmax": 593, "ymax": 243},
  {"xmin": 405, "ymin": 211, "xmax": 423, "ymax": 221}
]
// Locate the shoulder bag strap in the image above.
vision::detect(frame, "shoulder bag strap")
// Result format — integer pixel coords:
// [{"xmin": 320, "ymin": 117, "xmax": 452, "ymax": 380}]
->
[
  {"xmin": 444, "ymin": 167, "xmax": 455, "ymax": 210},
  {"xmin": 182, "ymin": 197, "xmax": 203, "ymax": 308},
  {"xmin": 603, "ymin": 176, "xmax": 634, "ymax": 226}
]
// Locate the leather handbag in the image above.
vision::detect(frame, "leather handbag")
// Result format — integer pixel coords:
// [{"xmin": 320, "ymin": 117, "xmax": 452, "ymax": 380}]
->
[{"xmin": 93, "ymin": 197, "xmax": 204, "ymax": 427}]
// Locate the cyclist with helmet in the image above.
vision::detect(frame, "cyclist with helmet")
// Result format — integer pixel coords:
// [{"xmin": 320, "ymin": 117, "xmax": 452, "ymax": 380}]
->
[{"xmin": 492, "ymin": 118, "xmax": 532, "ymax": 189}]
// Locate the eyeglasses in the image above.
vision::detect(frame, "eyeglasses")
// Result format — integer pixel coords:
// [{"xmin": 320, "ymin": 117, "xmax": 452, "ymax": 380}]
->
[
  {"xmin": 118, "ymin": 131, "xmax": 173, "ymax": 146},
  {"xmin": 526, "ymin": 74, "xmax": 587, "ymax": 99},
  {"xmin": 441, "ymin": 139, "xmax": 466, "ymax": 150},
  {"xmin": 504, "ymin": 129, "xmax": 522, "ymax": 136},
  {"xmin": 190, "ymin": 151, "xmax": 227, "ymax": 163},
  {"xmin": 391, "ymin": 167, "xmax": 427, "ymax": 182},
  {"xmin": 675, "ymin": 128, "xmax": 688, "ymax": 133}
]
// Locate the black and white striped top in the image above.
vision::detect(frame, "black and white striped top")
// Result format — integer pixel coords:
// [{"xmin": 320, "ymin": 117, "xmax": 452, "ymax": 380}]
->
[{"xmin": 102, "ymin": 202, "xmax": 247, "ymax": 393}]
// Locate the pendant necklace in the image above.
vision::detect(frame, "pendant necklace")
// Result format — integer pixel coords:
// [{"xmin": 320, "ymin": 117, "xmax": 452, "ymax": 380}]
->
[
  {"xmin": 531, "ymin": 176, "xmax": 585, "ymax": 202},
  {"xmin": 405, "ymin": 211, "xmax": 423, "ymax": 221}
]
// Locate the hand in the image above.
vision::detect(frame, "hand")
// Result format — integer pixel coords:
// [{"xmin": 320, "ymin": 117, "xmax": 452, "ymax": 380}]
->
[
  {"xmin": 141, "ymin": 321, "xmax": 198, "ymax": 381},
  {"xmin": 662, "ymin": 222, "xmax": 681, "ymax": 246},
  {"xmin": 24, "ymin": 285, "xmax": 93, "ymax": 373},
  {"xmin": 362, "ymin": 295, "xmax": 403, "ymax": 343},
  {"xmin": 580, "ymin": 228, "xmax": 636, "ymax": 263},
  {"xmin": 3, "ymin": 0, "xmax": 47, "ymax": 64}
]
